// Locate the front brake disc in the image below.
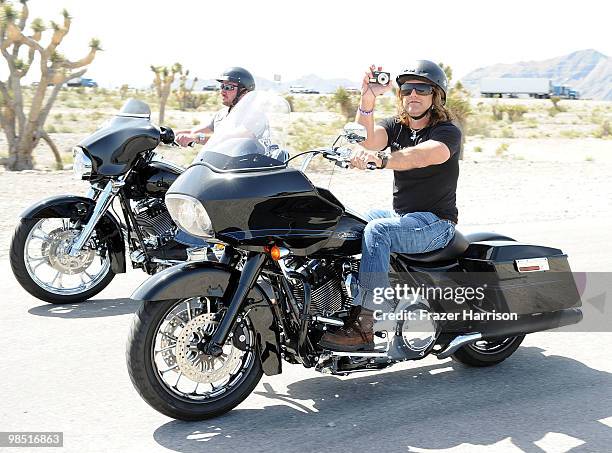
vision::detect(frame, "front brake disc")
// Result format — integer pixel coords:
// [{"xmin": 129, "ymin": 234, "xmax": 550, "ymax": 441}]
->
[{"xmin": 174, "ymin": 313, "xmax": 242, "ymax": 383}]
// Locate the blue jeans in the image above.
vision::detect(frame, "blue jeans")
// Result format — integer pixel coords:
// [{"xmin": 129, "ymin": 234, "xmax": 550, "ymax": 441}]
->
[{"xmin": 357, "ymin": 209, "xmax": 456, "ymax": 300}]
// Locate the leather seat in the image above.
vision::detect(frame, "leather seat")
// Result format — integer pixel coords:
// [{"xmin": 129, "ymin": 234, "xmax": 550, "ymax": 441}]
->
[
  {"xmin": 400, "ymin": 230, "xmax": 470, "ymax": 263},
  {"xmin": 398, "ymin": 230, "xmax": 516, "ymax": 264}
]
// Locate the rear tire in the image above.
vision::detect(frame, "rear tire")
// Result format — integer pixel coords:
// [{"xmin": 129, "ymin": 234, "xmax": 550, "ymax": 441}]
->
[
  {"xmin": 126, "ymin": 298, "xmax": 263, "ymax": 421},
  {"xmin": 10, "ymin": 217, "xmax": 115, "ymax": 304},
  {"xmin": 451, "ymin": 335, "xmax": 525, "ymax": 367}
]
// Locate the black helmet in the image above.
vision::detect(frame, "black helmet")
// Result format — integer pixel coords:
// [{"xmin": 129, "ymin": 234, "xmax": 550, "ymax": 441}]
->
[
  {"xmin": 396, "ymin": 60, "xmax": 448, "ymax": 104},
  {"xmin": 216, "ymin": 67, "xmax": 256, "ymax": 91}
]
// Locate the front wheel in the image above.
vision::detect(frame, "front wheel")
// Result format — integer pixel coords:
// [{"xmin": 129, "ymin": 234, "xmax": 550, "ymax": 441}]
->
[
  {"xmin": 126, "ymin": 297, "xmax": 262, "ymax": 420},
  {"xmin": 10, "ymin": 217, "xmax": 115, "ymax": 304},
  {"xmin": 451, "ymin": 335, "xmax": 525, "ymax": 367}
]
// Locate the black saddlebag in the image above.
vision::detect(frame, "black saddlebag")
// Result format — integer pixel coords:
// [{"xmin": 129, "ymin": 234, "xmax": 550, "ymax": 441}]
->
[{"xmin": 458, "ymin": 241, "xmax": 582, "ymax": 316}]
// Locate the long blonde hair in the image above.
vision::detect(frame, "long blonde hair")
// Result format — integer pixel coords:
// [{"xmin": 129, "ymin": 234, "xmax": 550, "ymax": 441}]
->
[{"xmin": 396, "ymin": 85, "xmax": 453, "ymax": 127}]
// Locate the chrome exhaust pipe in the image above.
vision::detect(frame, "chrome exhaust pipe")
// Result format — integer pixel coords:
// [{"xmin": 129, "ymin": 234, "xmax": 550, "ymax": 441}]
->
[{"xmin": 436, "ymin": 333, "xmax": 482, "ymax": 359}]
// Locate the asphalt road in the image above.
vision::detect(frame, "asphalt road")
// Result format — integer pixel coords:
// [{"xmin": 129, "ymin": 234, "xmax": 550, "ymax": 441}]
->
[{"xmin": 2, "ymin": 216, "xmax": 612, "ymax": 453}]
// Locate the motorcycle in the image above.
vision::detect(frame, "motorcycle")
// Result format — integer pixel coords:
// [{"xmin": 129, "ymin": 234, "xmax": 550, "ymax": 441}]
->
[
  {"xmin": 125, "ymin": 91, "xmax": 583, "ymax": 420},
  {"xmin": 10, "ymin": 99, "xmax": 211, "ymax": 304}
]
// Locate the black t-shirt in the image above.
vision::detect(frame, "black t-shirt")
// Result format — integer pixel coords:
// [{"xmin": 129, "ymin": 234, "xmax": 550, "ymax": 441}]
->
[{"xmin": 378, "ymin": 117, "xmax": 462, "ymax": 223}]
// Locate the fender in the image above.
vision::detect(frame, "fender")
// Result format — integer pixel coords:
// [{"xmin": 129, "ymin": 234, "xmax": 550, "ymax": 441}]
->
[
  {"xmin": 132, "ymin": 260, "xmax": 283, "ymax": 376},
  {"xmin": 20, "ymin": 195, "xmax": 126, "ymax": 274}
]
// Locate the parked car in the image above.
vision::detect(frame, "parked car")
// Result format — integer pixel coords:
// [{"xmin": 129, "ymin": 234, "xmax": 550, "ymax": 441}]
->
[
  {"xmin": 67, "ymin": 77, "xmax": 98, "ymax": 88},
  {"xmin": 202, "ymin": 84, "xmax": 219, "ymax": 91}
]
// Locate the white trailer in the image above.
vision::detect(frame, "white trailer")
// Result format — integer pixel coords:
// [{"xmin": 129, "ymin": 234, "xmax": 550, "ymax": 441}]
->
[{"xmin": 480, "ymin": 78, "xmax": 551, "ymax": 98}]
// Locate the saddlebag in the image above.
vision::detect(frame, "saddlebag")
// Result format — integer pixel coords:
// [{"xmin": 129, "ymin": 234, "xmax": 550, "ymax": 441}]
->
[{"xmin": 458, "ymin": 241, "xmax": 582, "ymax": 316}]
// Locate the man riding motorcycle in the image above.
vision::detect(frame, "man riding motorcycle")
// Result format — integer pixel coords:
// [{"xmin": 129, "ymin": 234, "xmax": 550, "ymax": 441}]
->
[
  {"xmin": 320, "ymin": 60, "xmax": 462, "ymax": 352},
  {"xmin": 175, "ymin": 67, "xmax": 256, "ymax": 147}
]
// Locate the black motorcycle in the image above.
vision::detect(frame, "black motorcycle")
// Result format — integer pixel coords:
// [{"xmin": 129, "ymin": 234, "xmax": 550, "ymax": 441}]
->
[
  {"xmin": 125, "ymin": 91, "xmax": 583, "ymax": 420},
  {"xmin": 10, "ymin": 99, "xmax": 209, "ymax": 304}
]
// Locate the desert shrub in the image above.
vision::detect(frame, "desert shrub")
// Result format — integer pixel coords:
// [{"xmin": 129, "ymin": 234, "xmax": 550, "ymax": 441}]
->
[
  {"xmin": 505, "ymin": 105, "xmax": 529, "ymax": 122},
  {"xmin": 560, "ymin": 130, "xmax": 583, "ymax": 139},
  {"xmin": 284, "ymin": 95, "xmax": 295, "ymax": 112},
  {"xmin": 491, "ymin": 103, "xmax": 504, "ymax": 121},
  {"xmin": 466, "ymin": 115, "xmax": 492, "ymax": 137},
  {"xmin": 46, "ymin": 124, "xmax": 57, "ymax": 133},
  {"xmin": 286, "ymin": 117, "xmax": 344, "ymax": 153},
  {"xmin": 593, "ymin": 120, "xmax": 611, "ymax": 138},
  {"xmin": 53, "ymin": 113, "xmax": 63, "ymax": 121},
  {"xmin": 501, "ymin": 127, "xmax": 514, "ymax": 138},
  {"xmin": 473, "ymin": 146, "xmax": 483, "ymax": 153},
  {"xmin": 333, "ymin": 87, "xmax": 359, "ymax": 121},
  {"xmin": 495, "ymin": 143, "xmax": 509, "ymax": 157},
  {"xmin": 549, "ymin": 96, "xmax": 566, "ymax": 113}
]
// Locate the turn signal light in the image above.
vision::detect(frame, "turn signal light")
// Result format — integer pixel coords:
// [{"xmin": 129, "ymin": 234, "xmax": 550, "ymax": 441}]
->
[{"xmin": 264, "ymin": 245, "xmax": 287, "ymax": 261}]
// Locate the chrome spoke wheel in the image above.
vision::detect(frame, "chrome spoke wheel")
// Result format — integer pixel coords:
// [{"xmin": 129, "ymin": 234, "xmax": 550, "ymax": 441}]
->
[
  {"xmin": 152, "ymin": 297, "xmax": 256, "ymax": 402},
  {"xmin": 23, "ymin": 218, "xmax": 111, "ymax": 296}
]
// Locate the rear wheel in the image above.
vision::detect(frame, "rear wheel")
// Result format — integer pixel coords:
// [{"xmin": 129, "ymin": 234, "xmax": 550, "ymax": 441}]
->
[
  {"xmin": 451, "ymin": 335, "xmax": 525, "ymax": 367},
  {"xmin": 126, "ymin": 297, "xmax": 262, "ymax": 420},
  {"xmin": 10, "ymin": 217, "xmax": 115, "ymax": 304}
]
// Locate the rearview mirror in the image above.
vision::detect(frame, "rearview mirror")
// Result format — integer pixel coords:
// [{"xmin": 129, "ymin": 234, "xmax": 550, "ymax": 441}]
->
[{"xmin": 343, "ymin": 122, "xmax": 367, "ymax": 143}]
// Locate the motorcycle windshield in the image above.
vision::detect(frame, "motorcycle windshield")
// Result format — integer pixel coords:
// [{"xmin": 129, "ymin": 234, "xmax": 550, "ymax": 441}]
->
[{"xmin": 192, "ymin": 90, "xmax": 291, "ymax": 172}]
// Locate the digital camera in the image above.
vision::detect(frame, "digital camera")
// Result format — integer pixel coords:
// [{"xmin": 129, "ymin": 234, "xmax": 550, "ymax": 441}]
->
[{"xmin": 369, "ymin": 71, "xmax": 390, "ymax": 86}]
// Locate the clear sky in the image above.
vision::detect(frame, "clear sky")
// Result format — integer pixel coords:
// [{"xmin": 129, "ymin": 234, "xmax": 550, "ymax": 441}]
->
[{"xmin": 4, "ymin": 0, "xmax": 612, "ymax": 87}]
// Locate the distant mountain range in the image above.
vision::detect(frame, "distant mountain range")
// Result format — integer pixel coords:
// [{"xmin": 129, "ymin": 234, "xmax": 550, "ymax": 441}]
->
[
  {"xmin": 172, "ymin": 49, "xmax": 611, "ymax": 100},
  {"xmin": 459, "ymin": 49, "xmax": 612, "ymax": 100}
]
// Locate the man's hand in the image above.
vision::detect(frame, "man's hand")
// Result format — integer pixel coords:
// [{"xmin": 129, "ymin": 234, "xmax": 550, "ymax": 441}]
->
[
  {"xmin": 360, "ymin": 64, "xmax": 394, "ymax": 104},
  {"xmin": 350, "ymin": 147, "xmax": 382, "ymax": 170},
  {"xmin": 175, "ymin": 133, "xmax": 197, "ymax": 147}
]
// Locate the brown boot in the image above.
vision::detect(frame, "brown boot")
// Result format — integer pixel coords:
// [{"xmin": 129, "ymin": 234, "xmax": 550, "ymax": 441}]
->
[{"xmin": 318, "ymin": 306, "xmax": 375, "ymax": 352}]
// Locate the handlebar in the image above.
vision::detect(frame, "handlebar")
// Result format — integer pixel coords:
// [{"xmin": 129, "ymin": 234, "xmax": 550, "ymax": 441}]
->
[{"xmin": 319, "ymin": 146, "xmax": 377, "ymax": 171}]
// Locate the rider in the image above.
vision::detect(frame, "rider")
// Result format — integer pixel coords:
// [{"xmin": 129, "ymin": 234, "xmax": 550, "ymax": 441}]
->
[
  {"xmin": 319, "ymin": 60, "xmax": 462, "ymax": 352},
  {"xmin": 175, "ymin": 67, "xmax": 256, "ymax": 147}
]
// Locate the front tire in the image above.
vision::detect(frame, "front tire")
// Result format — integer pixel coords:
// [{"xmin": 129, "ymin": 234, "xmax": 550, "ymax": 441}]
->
[
  {"xmin": 451, "ymin": 335, "xmax": 525, "ymax": 367},
  {"xmin": 10, "ymin": 217, "xmax": 115, "ymax": 304},
  {"xmin": 126, "ymin": 297, "xmax": 263, "ymax": 421}
]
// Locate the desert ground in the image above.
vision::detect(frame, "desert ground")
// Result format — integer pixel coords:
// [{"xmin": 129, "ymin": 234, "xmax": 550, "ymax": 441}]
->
[{"xmin": 1, "ymin": 93, "xmax": 611, "ymax": 452}]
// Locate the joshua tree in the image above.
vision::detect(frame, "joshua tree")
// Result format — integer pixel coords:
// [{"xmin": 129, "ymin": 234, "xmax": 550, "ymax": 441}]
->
[
  {"xmin": 150, "ymin": 63, "xmax": 182, "ymax": 124},
  {"xmin": 0, "ymin": 0, "xmax": 101, "ymax": 170},
  {"xmin": 175, "ymin": 69, "xmax": 206, "ymax": 110}
]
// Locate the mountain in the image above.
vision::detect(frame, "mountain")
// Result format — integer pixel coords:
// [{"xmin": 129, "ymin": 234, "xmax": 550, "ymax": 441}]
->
[{"xmin": 460, "ymin": 49, "xmax": 612, "ymax": 100}]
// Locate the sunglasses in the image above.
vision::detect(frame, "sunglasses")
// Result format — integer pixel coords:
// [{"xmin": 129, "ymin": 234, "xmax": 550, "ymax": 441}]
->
[
  {"xmin": 400, "ymin": 82, "xmax": 434, "ymax": 96},
  {"xmin": 220, "ymin": 83, "xmax": 238, "ymax": 91}
]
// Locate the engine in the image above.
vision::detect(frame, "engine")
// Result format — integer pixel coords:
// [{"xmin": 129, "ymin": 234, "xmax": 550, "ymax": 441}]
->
[
  {"xmin": 284, "ymin": 257, "xmax": 439, "ymax": 361},
  {"xmin": 284, "ymin": 257, "xmax": 358, "ymax": 316},
  {"xmin": 133, "ymin": 198, "xmax": 176, "ymax": 248}
]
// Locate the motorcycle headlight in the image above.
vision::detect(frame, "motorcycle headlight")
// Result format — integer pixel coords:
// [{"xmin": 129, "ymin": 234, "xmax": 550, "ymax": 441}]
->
[
  {"xmin": 165, "ymin": 194, "xmax": 214, "ymax": 238},
  {"xmin": 72, "ymin": 147, "xmax": 92, "ymax": 179}
]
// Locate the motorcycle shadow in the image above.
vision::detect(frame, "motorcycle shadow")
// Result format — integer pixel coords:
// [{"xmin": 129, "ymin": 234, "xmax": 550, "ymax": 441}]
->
[
  {"xmin": 153, "ymin": 345, "xmax": 612, "ymax": 452},
  {"xmin": 28, "ymin": 297, "xmax": 140, "ymax": 318}
]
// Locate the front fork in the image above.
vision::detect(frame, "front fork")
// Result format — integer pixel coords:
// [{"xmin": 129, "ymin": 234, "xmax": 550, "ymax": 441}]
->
[
  {"xmin": 204, "ymin": 252, "xmax": 268, "ymax": 356},
  {"xmin": 68, "ymin": 179, "xmax": 125, "ymax": 256}
]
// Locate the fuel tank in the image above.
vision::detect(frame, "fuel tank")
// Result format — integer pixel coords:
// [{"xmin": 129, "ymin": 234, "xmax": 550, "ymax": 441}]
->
[
  {"xmin": 167, "ymin": 163, "xmax": 353, "ymax": 255},
  {"xmin": 141, "ymin": 159, "xmax": 184, "ymax": 197}
]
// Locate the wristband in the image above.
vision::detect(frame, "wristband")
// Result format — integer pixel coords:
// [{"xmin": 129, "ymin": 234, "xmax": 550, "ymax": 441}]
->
[{"xmin": 358, "ymin": 106, "xmax": 374, "ymax": 116}]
